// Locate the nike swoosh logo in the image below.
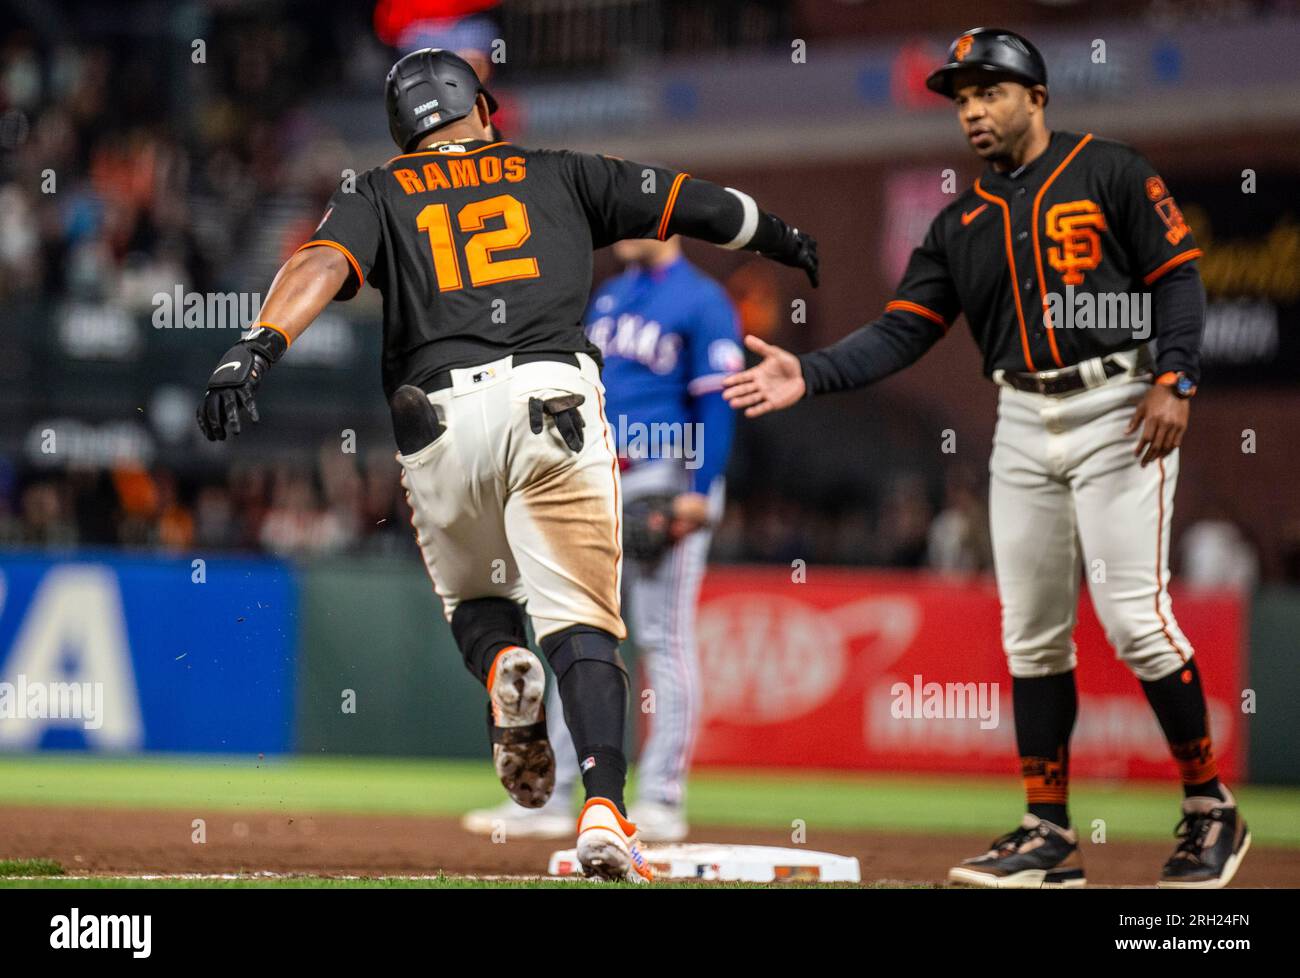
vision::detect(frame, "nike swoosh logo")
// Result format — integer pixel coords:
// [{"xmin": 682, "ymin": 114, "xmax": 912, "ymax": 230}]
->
[
  {"xmin": 962, "ymin": 204, "xmax": 989, "ymax": 226},
  {"xmin": 215, "ymin": 361, "xmax": 242, "ymax": 373}
]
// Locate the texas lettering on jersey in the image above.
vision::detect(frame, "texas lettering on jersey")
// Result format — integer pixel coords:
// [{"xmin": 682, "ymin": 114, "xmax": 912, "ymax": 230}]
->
[
  {"xmin": 587, "ymin": 310, "xmax": 684, "ymax": 375},
  {"xmin": 296, "ymin": 139, "xmax": 692, "ymax": 397}
]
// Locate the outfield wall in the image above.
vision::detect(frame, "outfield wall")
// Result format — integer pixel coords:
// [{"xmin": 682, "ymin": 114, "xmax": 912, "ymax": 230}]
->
[{"xmin": 0, "ymin": 551, "xmax": 1296, "ymax": 783}]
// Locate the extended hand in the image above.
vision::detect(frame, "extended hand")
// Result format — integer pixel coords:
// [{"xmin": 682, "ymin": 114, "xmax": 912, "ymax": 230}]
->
[
  {"xmin": 781, "ymin": 227, "xmax": 819, "ymax": 288},
  {"xmin": 197, "ymin": 342, "xmax": 269, "ymax": 441},
  {"xmin": 1126, "ymin": 383, "xmax": 1189, "ymax": 467},
  {"xmin": 721, "ymin": 335, "xmax": 806, "ymax": 417},
  {"xmin": 762, "ymin": 222, "xmax": 818, "ymax": 288}
]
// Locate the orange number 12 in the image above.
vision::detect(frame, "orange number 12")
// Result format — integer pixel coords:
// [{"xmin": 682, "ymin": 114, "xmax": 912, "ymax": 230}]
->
[{"xmin": 416, "ymin": 194, "xmax": 540, "ymax": 292}]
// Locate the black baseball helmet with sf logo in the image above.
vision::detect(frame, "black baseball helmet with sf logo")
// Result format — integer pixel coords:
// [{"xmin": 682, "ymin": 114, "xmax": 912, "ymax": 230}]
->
[
  {"xmin": 926, "ymin": 28, "xmax": 1048, "ymax": 102},
  {"xmin": 385, "ymin": 48, "xmax": 499, "ymax": 153}
]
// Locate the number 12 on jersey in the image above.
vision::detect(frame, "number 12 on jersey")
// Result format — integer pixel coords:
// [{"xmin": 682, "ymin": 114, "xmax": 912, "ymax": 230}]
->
[{"xmin": 416, "ymin": 193, "xmax": 540, "ymax": 292}]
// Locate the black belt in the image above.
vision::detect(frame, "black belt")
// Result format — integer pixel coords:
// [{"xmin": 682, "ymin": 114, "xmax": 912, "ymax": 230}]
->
[
  {"xmin": 419, "ymin": 352, "xmax": 580, "ymax": 394},
  {"xmin": 1002, "ymin": 356, "xmax": 1131, "ymax": 397}
]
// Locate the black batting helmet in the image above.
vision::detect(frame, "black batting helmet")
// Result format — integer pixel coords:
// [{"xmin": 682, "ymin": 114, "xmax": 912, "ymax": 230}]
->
[
  {"xmin": 925, "ymin": 28, "xmax": 1048, "ymax": 102},
  {"xmin": 385, "ymin": 48, "xmax": 499, "ymax": 154}
]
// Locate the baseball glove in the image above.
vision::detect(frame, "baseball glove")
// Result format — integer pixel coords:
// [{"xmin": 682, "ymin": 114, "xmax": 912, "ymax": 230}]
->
[{"xmin": 622, "ymin": 493, "xmax": 679, "ymax": 563}]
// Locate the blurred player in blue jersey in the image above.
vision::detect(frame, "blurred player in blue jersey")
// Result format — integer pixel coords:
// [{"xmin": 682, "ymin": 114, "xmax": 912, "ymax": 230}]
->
[{"xmin": 463, "ymin": 234, "xmax": 741, "ymax": 841}]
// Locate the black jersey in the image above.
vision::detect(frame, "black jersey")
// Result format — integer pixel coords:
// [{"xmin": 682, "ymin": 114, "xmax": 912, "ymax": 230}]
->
[
  {"xmin": 802, "ymin": 131, "xmax": 1205, "ymax": 393},
  {"xmin": 299, "ymin": 139, "xmax": 691, "ymax": 397}
]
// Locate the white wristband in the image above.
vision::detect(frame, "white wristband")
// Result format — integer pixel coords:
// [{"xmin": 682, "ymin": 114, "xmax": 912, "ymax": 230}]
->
[{"xmin": 720, "ymin": 188, "xmax": 759, "ymax": 250}]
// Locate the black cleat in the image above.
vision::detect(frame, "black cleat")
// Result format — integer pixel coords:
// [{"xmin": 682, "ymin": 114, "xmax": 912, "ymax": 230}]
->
[
  {"xmin": 1157, "ymin": 787, "xmax": 1251, "ymax": 889},
  {"xmin": 948, "ymin": 814, "xmax": 1086, "ymax": 888}
]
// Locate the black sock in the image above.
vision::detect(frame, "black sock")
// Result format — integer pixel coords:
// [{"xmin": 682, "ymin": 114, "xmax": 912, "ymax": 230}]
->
[
  {"xmin": 540, "ymin": 627, "xmax": 632, "ymax": 816},
  {"xmin": 1140, "ymin": 657, "xmax": 1221, "ymax": 799},
  {"xmin": 559, "ymin": 660, "xmax": 629, "ymax": 813},
  {"xmin": 1013, "ymin": 671, "xmax": 1078, "ymax": 828},
  {"xmin": 576, "ymin": 744, "xmax": 628, "ymax": 812}
]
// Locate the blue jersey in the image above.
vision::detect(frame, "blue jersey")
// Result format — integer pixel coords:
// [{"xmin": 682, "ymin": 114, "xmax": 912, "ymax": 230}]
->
[{"xmin": 585, "ymin": 256, "xmax": 742, "ymax": 494}]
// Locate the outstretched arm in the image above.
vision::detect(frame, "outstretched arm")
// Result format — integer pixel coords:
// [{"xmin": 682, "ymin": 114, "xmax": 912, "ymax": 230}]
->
[
  {"xmin": 724, "ymin": 211, "xmax": 960, "ymax": 417},
  {"xmin": 196, "ymin": 246, "xmax": 350, "ymax": 441},
  {"xmin": 567, "ymin": 153, "xmax": 818, "ymax": 286},
  {"xmin": 722, "ymin": 305, "xmax": 948, "ymax": 417},
  {"xmin": 664, "ymin": 180, "xmax": 818, "ymax": 287}
]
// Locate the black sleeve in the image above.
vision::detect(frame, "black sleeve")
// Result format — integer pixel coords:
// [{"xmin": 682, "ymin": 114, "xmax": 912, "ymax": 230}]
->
[
  {"xmin": 666, "ymin": 178, "xmax": 809, "ymax": 255},
  {"xmin": 296, "ymin": 178, "xmax": 384, "ymax": 300},
  {"xmin": 564, "ymin": 151, "xmax": 791, "ymax": 253},
  {"xmin": 799, "ymin": 216, "xmax": 960, "ymax": 395},
  {"xmin": 1150, "ymin": 261, "xmax": 1206, "ymax": 384},
  {"xmin": 565, "ymin": 152, "xmax": 690, "ymax": 248},
  {"xmin": 1112, "ymin": 150, "xmax": 1203, "ymax": 288}
]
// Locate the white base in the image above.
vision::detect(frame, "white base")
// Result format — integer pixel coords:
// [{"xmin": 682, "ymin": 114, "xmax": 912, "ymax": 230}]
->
[{"xmin": 548, "ymin": 843, "xmax": 860, "ymax": 883}]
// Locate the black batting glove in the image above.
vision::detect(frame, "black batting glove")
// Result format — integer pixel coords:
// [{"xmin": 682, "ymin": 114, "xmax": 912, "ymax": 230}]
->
[
  {"xmin": 783, "ymin": 227, "xmax": 819, "ymax": 288},
  {"xmin": 752, "ymin": 213, "xmax": 820, "ymax": 288},
  {"xmin": 197, "ymin": 326, "xmax": 287, "ymax": 441}
]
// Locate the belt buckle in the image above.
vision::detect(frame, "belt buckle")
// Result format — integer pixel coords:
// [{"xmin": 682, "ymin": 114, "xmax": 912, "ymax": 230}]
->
[{"xmin": 1034, "ymin": 368, "xmax": 1062, "ymax": 396}]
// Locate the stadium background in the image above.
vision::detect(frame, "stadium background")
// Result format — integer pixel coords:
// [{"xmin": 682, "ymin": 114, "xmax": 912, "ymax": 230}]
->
[{"xmin": 1, "ymin": 0, "xmax": 1298, "ymax": 885}]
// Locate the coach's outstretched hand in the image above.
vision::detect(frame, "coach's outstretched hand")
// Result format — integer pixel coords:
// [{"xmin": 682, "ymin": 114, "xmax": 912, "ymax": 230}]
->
[{"xmin": 722, "ymin": 335, "xmax": 806, "ymax": 417}]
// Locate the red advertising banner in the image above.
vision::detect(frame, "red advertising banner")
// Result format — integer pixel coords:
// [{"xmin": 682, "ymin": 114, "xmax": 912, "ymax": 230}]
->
[{"xmin": 692, "ymin": 568, "xmax": 1244, "ymax": 781}]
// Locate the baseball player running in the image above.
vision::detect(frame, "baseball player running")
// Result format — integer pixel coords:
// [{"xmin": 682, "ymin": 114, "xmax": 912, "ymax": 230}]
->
[
  {"xmin": 463, "ymin": 234, "xmax": 741, "ymax": 841},
  {"xmin": 196, "ymin": 48, "xmax": 816, "ymax": 882},
  {"xmin": 723, "ymin": 28, "xmax": 1248, "ymax": 889}
]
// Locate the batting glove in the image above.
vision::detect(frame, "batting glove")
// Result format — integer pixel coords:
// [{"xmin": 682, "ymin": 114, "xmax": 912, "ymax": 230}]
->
[
  {"xmin": 197, "ymin": 326, "xmax": 287, "ymax": 441},
  {"xmin": 757, "ymin": 215, "xmax": 820, "ymax": 288}
]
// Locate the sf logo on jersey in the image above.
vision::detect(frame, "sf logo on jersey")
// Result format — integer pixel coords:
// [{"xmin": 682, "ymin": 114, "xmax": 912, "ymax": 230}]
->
[{"xmin": 1046, "ymin": 200, "xmax": 1108, "ymax": 285}]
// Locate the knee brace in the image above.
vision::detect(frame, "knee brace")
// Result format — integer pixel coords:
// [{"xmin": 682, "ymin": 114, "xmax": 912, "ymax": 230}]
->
[
  {"xmin": 539, "ymin": 625, "xmax": 627, "ymax": 683},
  {"xmin": 450, "ymin": 598, "xmax": 528, "ymax": 684}
]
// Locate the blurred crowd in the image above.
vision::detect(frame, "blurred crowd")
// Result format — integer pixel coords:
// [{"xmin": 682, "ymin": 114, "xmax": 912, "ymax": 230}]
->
[
  {"xmin": 0, "ymin": 20, "xmax": 382, "ymax": 307},
  {"xmin": 2, "ymin": 7, "xmax": 1295, "ymax": 587},
  {"xmin": 0, "ymin": 448, "xmax": 417, "ymax": 559},
  {"xmin": 3, "ymin": 448, "xmax": 1287, "ymax": 590}
]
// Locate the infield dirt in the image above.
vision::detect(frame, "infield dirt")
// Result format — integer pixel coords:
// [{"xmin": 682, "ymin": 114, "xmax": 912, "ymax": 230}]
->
[{"xmin": 2, "ymin": 806, "xmax": 1296, "ymax": 887}]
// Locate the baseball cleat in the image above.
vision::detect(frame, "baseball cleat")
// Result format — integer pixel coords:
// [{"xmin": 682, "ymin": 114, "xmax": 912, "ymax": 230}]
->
[
  {"xmin": 627, "ymin": 800, "xmax": 689, "ymax": 843},
  {"xmin": 461, "ymin": 797, "xmax": 574, "ymax": 839},
  {"xmin": 576, "ymin": 798, "xmax": 654, "ymax": 883},
  {"xmin": 948, "ymin": 814, "xmax": 1086, "ymax": 888},
  {"xmin": 1157, "ymin": 787, "xmax": 1251, "ymax": 889},
  {"xmin": 487, "ymin": 646, "xmax": 556, "ymax": 809}
]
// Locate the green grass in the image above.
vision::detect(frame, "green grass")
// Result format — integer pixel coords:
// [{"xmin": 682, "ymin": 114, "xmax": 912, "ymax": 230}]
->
[
  {"xmin": 0, "ymin": 875, "xmax": 911, "ymax": 890},
  {"xmin": 0, "ymin": 858, "xmax": 64, "ymax": 877},
  {"xmin": 0, "ymin": 754, "xmax": 1298, "ymax": 847}
]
